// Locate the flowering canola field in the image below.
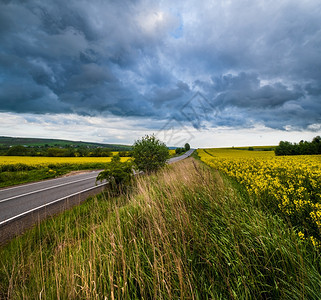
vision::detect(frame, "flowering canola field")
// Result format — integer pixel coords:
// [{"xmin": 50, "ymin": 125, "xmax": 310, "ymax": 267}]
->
[
  {"xmin": 198, "ymin": 148, "xmax": 321, "ymax": 246},
  {"xmin": 0, "ymin": 156, "xmax": 131, "ymax": 171},
  {"xmin": 0, "ymin": 156, "xmax": 128, "ymax": 165},
  {"xmin": 169, "ymin": 149, "xmax": 176, "ymax": 156}
]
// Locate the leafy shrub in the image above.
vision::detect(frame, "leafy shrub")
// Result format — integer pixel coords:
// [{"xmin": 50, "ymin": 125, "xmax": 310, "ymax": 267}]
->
[
  {"xmin": 96, "ymin": 155, "xmax": 134, "ymax": 194},
  {"xmin": 132, "ymin": 135, "xmax": 169, "ymax": 173}
]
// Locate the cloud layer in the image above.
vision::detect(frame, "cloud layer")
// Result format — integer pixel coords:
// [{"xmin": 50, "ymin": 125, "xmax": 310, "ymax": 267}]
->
[{"xmin": 1, "ymin": 0, "xmax": 321, "ymax": 132}]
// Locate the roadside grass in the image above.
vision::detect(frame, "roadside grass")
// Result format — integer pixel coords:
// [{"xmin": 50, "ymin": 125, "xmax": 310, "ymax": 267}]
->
[{"xmin": 1, "ymin": 158, "xmax": 321, "ymax": 299}]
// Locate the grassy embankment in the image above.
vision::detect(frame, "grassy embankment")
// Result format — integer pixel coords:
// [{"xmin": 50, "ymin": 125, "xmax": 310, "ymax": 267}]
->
[{"xmin": 1, "ymin": 157, "xmax": 320, "ymax": 299}]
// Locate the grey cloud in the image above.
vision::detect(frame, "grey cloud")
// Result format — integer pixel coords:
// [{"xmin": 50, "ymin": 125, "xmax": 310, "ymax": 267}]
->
[
  {"xmin": 0, "ymin": 80, "xmax": 71, "ymax": 114},
  {"xmin": 0, "ymin": 0, "xmax": 320, "ymax": 132},
  {"xmin": 188, "ymin": 72, "xmax": 319, "ymax": 130},
  {"xmin": 65, "ymin": 64, "xmax": 117, "ymax": 91},
  {"xmin": 211, "ymin": 73, "xmax": 303, "ymax": 109}
]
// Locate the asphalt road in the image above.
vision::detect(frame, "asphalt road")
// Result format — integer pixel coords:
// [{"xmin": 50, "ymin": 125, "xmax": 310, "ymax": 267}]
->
[
  {"xmin": 0, "ymin": 171, "xmax": 104, "ymax": 225},
  {"xmin": 0, "ymin": 150, "xmax": 194, "ymax": 226},
  {"xmin": 168, "ymin": 149, "xmax": 194, "ymax": 164}
]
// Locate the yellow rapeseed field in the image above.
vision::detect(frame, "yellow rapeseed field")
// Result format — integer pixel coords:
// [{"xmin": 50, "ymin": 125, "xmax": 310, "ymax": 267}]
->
[
  {"xmin": 169, "ymin": 149, "xmax": 176, "ymax": 156},
  {"xmin": 0, "ymin": 156, "xmax": 130, "ymax": 167},
  {"xmin": 198, "ymin": 148, "xmax": 321, "ymax": 246}
]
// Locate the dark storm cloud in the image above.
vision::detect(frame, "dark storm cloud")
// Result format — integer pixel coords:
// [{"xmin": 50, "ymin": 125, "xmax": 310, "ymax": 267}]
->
[
  {"xmin": 0, "ymin": 0, "xmax": 321, "ymax": 131},
  {"xmin": 209, "ymin": 73, "xmax": 303, "ymax": 109}
]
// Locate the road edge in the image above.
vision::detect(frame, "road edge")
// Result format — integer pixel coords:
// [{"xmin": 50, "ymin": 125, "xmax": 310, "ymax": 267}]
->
[{"xmin": 0, "ymin": 183, "xmax": 107, "ymax": 246}]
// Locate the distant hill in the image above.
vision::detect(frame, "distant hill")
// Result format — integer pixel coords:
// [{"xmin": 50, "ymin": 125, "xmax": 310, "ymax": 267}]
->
[{"xmin": 0, "ymin": 136, "xmax": 132, "ymax": 151}]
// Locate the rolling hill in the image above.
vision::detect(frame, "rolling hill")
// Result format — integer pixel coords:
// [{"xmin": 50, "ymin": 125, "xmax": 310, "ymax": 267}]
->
[{"xmin": 0, "ymin": 136, "xmax": 132, "ymax": 151}]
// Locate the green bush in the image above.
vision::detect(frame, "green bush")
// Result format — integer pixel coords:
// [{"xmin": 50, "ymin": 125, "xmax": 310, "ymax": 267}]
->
[
  {"xmin": 132, "ymin": 135, "xmax": 169, "ymax": 173},
  {"xmin": 96, "ymin": 155, "xmax": 134, "ymax": 194}
]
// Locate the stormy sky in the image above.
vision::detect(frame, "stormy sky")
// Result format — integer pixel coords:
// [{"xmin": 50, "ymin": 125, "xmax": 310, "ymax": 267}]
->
[{"xmin": 0, "ymin": 0, "xmax": 321, "ymax": 146}]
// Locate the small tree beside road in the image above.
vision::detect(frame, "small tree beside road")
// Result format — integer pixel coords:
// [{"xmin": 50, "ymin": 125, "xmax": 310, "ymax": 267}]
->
[
  {"xmin": 132, "ymin": 135, "xmax": 169, "ymax": 173},
  {"xmin": 96, "ymin": 154, "xmax": 133, "ymax": 194}
]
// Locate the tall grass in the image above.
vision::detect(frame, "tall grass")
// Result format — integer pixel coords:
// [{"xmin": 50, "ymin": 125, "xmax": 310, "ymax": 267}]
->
[{"xmin": 1, "ymin": 158, "xmax": 320, "ymax": 299}]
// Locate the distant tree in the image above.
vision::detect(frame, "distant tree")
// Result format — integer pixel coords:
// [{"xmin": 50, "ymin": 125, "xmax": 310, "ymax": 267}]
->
[
  {"xmin": 275, "ymin": 136, "xmax": 321, "ymax": 156},
  {"xmin": 88, "ymin": 148, "xmax": 112, "ymax": 157},
  {"xmin": 184, "ymin": 143, "xmax": 191, "ymax": 151},
  {"xmin": 101, "ymin": 150, "xmax": 113, "ymax": 157},
  {"xmin": 132, "ymin": 135, "xmax": 169, "ymax": 173},
  {"xmin": 275, "ymin": 141, "xmax": 293, "ymax": 156},
  {"xmin": 28, "ymin": 148, "xmax": 37, "ymax": 156},
  {"xmin": 6, "ymin": 145, "xmax": 29, "ymax": 156},
  {"xmin": 62, "ymin": 148, "xmax": 75, "ymax": 157},
  {"xmin": 118, "ymin": 151, "xmax": 129, "ymax": 157},
  {"xmin": 92, "ymin": 148, "xmax": 103, "ymax": 157},
  {"xmin": 46, "ymin": 147, "xmax": 67, "ymax": 157},
  {"xmin": 312, "ymin": 136, "xmax": 321, "ymax": 153}
]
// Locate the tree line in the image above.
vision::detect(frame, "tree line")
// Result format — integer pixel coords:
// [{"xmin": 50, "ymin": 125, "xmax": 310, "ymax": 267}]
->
[
  {"xmin": 2, "ymin": 145, "xmax": 133, "ymax": 157},
  {"xmin": 275, "ymin": 136, "xmax": 321, "ymax": 156}
]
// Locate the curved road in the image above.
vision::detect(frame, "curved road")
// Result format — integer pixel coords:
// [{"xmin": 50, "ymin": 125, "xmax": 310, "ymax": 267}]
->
[{"xmin": 0, "ymin": 150, "xmax": 194, "ymax": 230}]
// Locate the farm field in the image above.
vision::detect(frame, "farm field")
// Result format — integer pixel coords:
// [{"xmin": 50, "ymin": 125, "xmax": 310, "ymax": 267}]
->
[
  {"xmin": 0, "ymin": 149, "xmax": 176, "ymax": 165},
  {"xmin": 198, "ymin": 148, "xmax": 321, "ymax": 246},
  {"xmin": 169, "ymin": 149, "xmax": 176, "ymax": 156},
  {"xmin": 0, "ymin": 155, "xmax": 130, "ymax": 166},
  {"xmin": 0, "ymin": 156, "xmax": 131, "ymax": 188}
]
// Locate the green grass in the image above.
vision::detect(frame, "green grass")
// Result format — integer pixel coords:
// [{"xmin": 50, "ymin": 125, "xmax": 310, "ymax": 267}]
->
[
  {"xmin": 0, "ymin": 163, "xmax": 106, "ymax": 188},
  {"xmin": 1, "ymin": 158, "xmax": 320, "ymax": 299}
]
